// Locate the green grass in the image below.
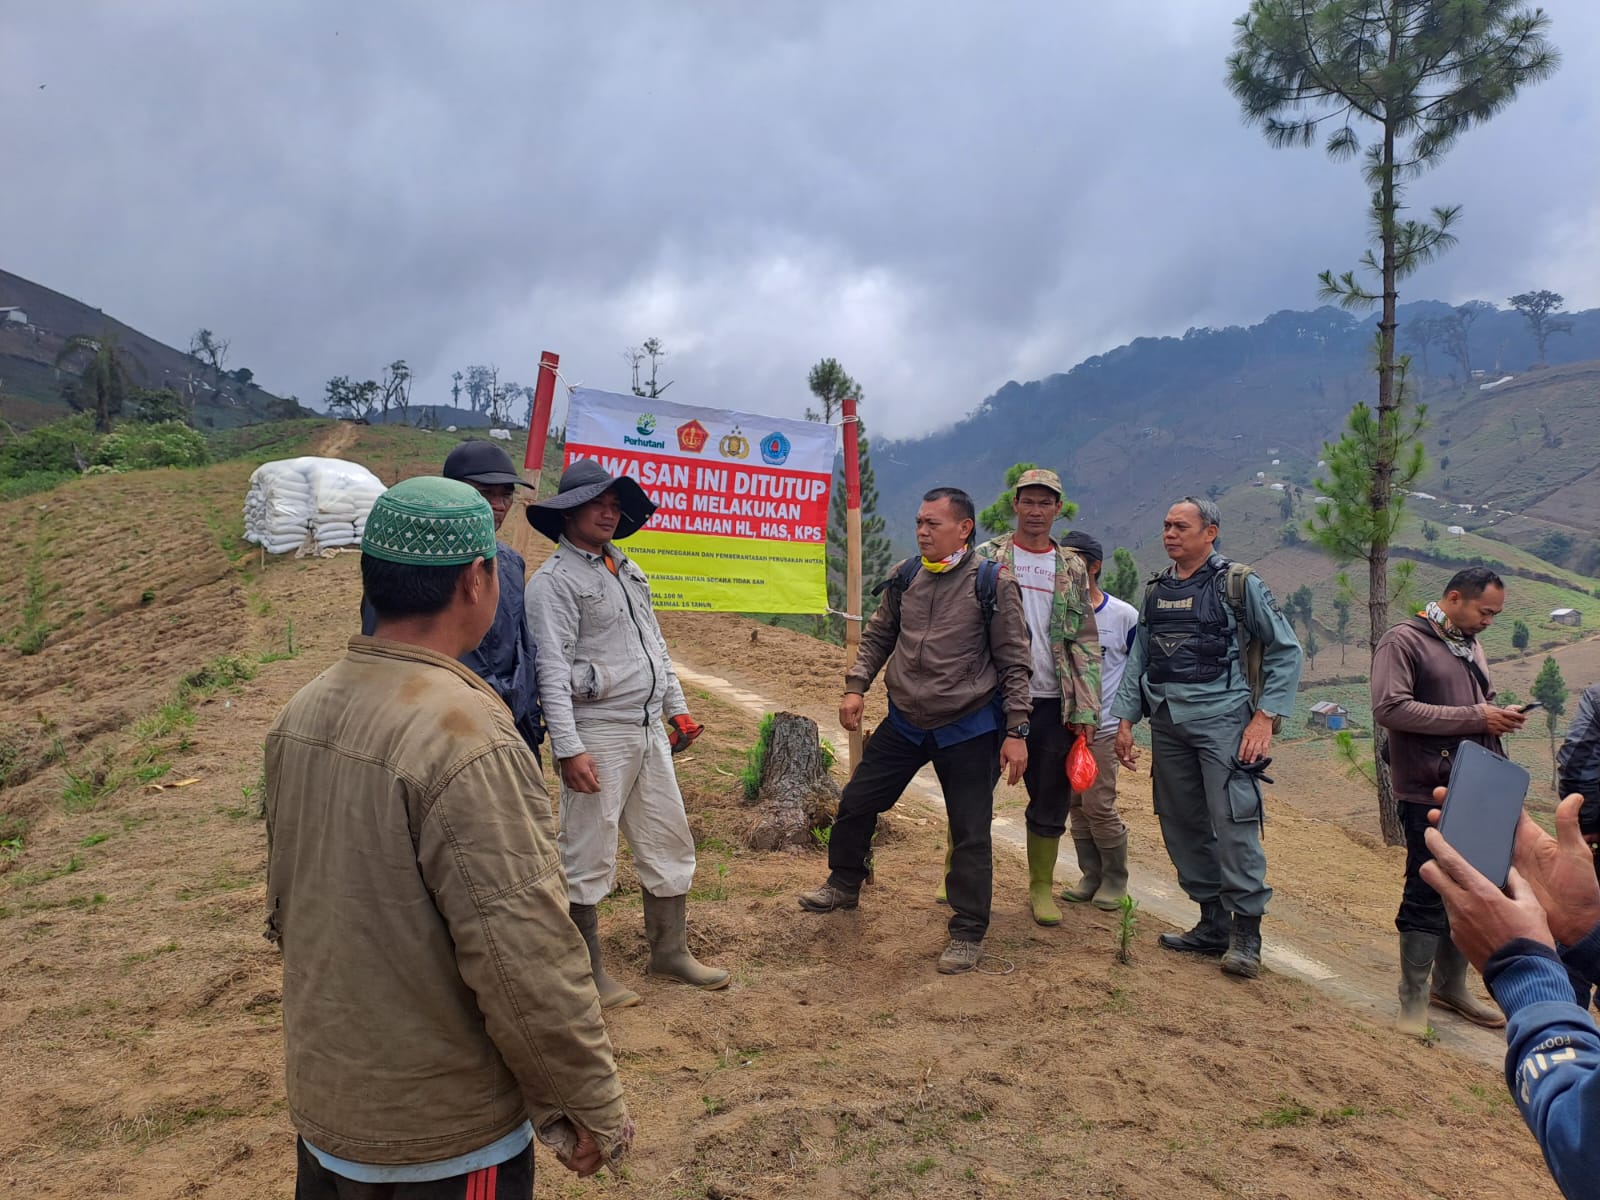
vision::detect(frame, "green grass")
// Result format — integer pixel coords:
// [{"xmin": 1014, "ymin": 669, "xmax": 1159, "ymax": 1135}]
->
[{"xmin": 740, "ymin": 712, "xmax": 777, "ymax": 801}]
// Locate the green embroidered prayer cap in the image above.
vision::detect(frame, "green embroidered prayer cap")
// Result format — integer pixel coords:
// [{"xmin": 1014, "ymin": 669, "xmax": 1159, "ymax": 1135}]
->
[{"xmin": 361, "ymin": 476, "xmax": 498, "ymax": 566}]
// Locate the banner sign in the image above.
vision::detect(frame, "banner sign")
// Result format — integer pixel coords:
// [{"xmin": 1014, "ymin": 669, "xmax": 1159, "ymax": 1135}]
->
[{"xmin": 563, "ymin": 387, "xmax": 835, "ymax": 612}]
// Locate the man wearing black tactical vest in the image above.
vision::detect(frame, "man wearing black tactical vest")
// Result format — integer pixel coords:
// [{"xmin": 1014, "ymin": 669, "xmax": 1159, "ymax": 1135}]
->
[{"xmin": 1110, "ymin": 497, "xmax": 1302, "ymax": 979}]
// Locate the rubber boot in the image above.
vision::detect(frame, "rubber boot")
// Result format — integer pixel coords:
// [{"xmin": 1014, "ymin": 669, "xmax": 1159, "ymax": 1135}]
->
[
  {"xmin": 1430, "ymin": 936, "xmax": 1505, "ymax": 1028},
  {"xmin": 1220, "ymin": 914, "xmax": 1263, "ymax": 979},
  {"xmin": 1025, "ymin": 832, "xmax": 1062, "ymax": 926},
  {"xmin": 934, "ymin": 837, "xmax": 955, "ymax": 905},
  {"xmin": 1158, "ymin": 900, "xmax": 1231, "ymax": 956},
  {"xmin": 1396, "ymin": 930, "xmax": 1437, "ymax": 1036},
  {"xmin": 569, "ymin": 903, "xmax": 641, "ymax": 1010},
  {"xmin": 1059, "ymin": 839, "xmax": 1102, "ymax": 904},
  {"xmin": 1091, "ymin": 834, "xmax": 1130, "ymax": 912},
  {"xmin": 642, "ymin": 891, "xmax": 730, "ymax": 990}
]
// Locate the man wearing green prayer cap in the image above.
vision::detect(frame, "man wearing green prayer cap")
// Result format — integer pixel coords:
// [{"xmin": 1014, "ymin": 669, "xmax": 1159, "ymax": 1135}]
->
[{"xmin": 266, "ymin": 476, "xmax": 632, "ymax": 1198}]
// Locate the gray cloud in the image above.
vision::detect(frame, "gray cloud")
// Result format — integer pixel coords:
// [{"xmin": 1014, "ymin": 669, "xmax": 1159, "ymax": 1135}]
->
[{"xmin": 3, "ymin": 0, "xmax": 1595, "ymax": 438}]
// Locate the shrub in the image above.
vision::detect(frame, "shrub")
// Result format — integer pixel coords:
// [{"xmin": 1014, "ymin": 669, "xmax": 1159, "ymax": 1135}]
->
[
  {"xmin": 0, "ymin": 415, "xmax": 97, "ymax": 476},
  {"xmin": 95, "ymin": 422, "xmax": 209, "ymax": 470}
]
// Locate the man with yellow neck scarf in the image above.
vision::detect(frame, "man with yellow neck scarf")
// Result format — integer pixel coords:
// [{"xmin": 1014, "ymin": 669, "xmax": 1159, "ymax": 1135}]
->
[{"xmin": 798, "ymin": 487, "xmax": 1033, "ymax": 975}]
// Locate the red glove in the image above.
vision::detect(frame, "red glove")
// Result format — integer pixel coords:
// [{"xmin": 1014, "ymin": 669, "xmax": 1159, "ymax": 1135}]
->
[{"xmin": 667, "ymin": 713, "xmax": 704, "ymax": 755}]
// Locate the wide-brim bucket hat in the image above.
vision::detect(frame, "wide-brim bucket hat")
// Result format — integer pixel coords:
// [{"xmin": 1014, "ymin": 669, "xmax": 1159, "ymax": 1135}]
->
[{"xmin": 526, "ymin": 459, "xmax": 657, "ymax": 542}]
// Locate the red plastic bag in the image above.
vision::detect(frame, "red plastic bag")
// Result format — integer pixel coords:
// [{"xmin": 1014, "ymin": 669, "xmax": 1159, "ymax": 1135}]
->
[{"xmin": 1067, "ymin": 733, "xmax": 1098, "ymax": 793}]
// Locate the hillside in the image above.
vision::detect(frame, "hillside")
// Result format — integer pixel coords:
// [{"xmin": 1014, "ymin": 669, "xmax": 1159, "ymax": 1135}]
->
[
  {"xmin": 0, "ymin": 421, "xmax": 1566, "ymax": 1198},
  {"xmin": 874, "ymin": 300, "xmax": 1600, "ymax": 562},
  {"xmin": 0, "ymin": 268, "xmax": 308, "ymax": 430}
]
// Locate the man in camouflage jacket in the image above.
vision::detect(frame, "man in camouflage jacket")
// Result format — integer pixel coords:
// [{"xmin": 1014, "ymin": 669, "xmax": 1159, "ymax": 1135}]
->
[{"xmin": 975, "ymin": 468, "xmax": 1101, "ymax": 926}]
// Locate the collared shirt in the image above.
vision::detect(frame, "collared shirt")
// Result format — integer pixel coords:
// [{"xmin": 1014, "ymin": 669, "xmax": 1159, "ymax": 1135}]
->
[{"xmin": 886, "ymin": 694, "xmax": 1003, "ymax": 749}]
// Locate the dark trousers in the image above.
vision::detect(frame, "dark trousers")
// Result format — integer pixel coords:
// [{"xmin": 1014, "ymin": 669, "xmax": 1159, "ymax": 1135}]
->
[
  {"xmin": 827, "ymin": 718, "xmax": 1001, "ymax": 941},
  {"xmin": 1395, "ymin": 801, "xmax": 1448, "ymax": 937},
  {"xmin": 295, "ymin": 1138, "xmax": 533, "ymax": 1200},
  {"xmin": 1021, "ymin": 698, "xmax": 1072, "ymax": 839}
]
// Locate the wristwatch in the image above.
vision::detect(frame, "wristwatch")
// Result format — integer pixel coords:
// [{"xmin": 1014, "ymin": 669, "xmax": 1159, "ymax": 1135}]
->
[{"xmin": 1006, "ymin": 722, "xmax": 1031, "ymax": 739}]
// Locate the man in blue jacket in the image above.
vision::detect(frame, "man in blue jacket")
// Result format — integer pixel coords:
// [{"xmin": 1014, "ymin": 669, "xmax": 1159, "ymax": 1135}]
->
[
  {"xmin": 1424, "ymin": 791, "xmax": 1600, "ymax": 1200},
  {"xmin": 360, "ymin": 440, "xmax": 545, "ymax": 758}
]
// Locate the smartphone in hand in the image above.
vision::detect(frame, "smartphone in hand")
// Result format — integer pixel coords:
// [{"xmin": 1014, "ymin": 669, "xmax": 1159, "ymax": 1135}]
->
[
  {"xmin": 1435, "ymin": 740, "xmax": 1530, "ymax": 889},
  {"xmin": 1517, "ymin": 701, "xmax": 1543, "ymax": 714}
]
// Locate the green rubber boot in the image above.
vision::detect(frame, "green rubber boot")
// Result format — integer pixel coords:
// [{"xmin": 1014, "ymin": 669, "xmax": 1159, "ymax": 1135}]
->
[
  {"xmin": 1025, "ymin": 832, "xmax": 1062, "ymax": 926},
  {"xmin": 934, "ymin": 837, "xmax": 955, "ymax": 905},
  {"xmin": 1091, "ymin": 834, "xmax": 1130, "ymax": 912},
  {"xmin": 1059, "ymin": 839, "xmax": 1102, "ymax": 904}
]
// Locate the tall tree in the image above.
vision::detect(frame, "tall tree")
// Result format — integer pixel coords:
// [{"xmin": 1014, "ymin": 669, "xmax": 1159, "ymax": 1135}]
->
[
  {"xmin": 1530, "ymin": 655, "xmax": 1568, "ymax": 790},
  {"xmin": 1508, "ymin": 289, "xmax": 1573, "ymax": 366},
  {"xmin": 1331, "ymin": 593, "xmax": 1351, "ymax": 664},
  {"xmin": 55, "ymin": 333, "xmax": 139, "ymax": 433},
  {"xmin": 1401, "ymin": 315, "xmax": 1444, "ymax": 377},
  {"xmin": 380, "ymin": 360, "xmax": 413, "ymax": 425},
  {"xmin": 805, "ymin": 358, "xmax": 855, "ymax": 425},
  {"xmin": 325, "ymin": 375, "xmax": 380, "ymax": 422},
  {"xmin": 1230, "ymin": 0, "xmax": 1558, "ymax": 846},
  {"xmin": 804, "ymin": 359, "xmax": 888, "ymax": 642},
  {"xmin": 1104, "ymin": 547, "xmax": 1141, "ymax": 603},
  {"xmin": 1439, "ymin": 299, "xmax": 1495, "ymax": 379},
  {"xmin": 626, "ymin": 338, "xmax": 672, "ymax": 398}
]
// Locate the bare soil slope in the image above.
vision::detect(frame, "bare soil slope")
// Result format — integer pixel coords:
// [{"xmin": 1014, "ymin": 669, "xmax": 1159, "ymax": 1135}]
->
[{"xmin": 0, "ymin": 430, "xmax": 1562, "ymax": 1199}]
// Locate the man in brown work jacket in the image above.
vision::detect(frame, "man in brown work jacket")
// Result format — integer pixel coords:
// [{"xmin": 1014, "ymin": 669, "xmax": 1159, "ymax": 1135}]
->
[
  {"xmin": 797, "ymin": 486, "xmax": 1033, "ymax": 976},
  {"xmin": 1372, "ymin": 566, "xmax": 1528, "ymax": 1036}
]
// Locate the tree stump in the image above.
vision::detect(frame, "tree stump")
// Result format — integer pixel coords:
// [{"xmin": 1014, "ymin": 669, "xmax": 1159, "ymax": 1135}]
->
[{"xmin": 744, "ymin": 712, "xmax": 840, "ymax": 851}]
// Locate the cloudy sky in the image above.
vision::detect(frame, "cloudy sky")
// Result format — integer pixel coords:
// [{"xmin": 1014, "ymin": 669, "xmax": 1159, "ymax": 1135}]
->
[{"xmin": 3, "ymin": 1, "xmax": 1595, "ymax": 439}]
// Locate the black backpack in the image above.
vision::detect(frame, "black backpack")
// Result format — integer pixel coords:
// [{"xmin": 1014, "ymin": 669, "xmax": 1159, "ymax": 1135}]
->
[{"xmin": 874, "ymin": 556, "xmax": 1005, "ymax": 633}]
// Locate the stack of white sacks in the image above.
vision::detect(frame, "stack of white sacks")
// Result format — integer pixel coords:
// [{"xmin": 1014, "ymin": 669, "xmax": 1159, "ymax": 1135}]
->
[{"xmin": 243, "ymin": 457, "xmax": 388, "ymax": 555}]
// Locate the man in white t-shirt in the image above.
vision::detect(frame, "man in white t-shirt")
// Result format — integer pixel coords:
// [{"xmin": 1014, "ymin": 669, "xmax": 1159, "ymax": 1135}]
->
[
  {"xmin": 1058, "ymin": 531, "xmax": 1138, "ymax": 910},
  {"xmin": 975, "ymin": 469, "xmax": 1101, "ymax": 926}
]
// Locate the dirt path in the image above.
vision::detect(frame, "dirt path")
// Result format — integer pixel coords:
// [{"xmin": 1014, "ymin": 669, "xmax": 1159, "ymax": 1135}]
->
[{"xmin": 668, "ymin": 658, "xmax": 1506, "ymax": 1069}]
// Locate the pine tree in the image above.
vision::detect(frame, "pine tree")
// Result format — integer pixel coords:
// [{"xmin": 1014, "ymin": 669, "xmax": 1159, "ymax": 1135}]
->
[
  {"xmin": 979, "ymin": 462, "xmax": 1078, "ymax": 537},
  {"xmin": 1104, "ymin": 548, "xmax": 1141, "ymax": 603},
  {"xmin": 804, "ymin": 358, "xmax": 888, "ymax": 643},
  {"xmin": 1531, "ymin": 656, "xmax": 1568, "ymax": 791},
  {"xmin": 1232, "ymin": 0, "xmax": 1558, "ymax": 846}
]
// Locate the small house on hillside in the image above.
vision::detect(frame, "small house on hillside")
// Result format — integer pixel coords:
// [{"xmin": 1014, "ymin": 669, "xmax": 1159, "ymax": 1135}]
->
[
  {"xmin": 0, "ymin": 306, "xmax": 27, "ymax": 325},
  {"xmin": 1551, "ymin": 608, "xmax": 1582, "ymax": 628},
  {"xmin": 1446, "ymin": 525, "xmax": 1466, "ymax": 536},
  {"xmin": 1309, "ymin": 701, "xmax": 1348, "ymax": 732}
]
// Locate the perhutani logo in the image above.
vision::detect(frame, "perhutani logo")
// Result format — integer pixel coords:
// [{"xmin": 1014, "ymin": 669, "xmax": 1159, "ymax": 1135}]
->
[
  {"xmin": 760, "ymin": 431, "xmax": 791, "ymax": 466},
  {"xmin": 623, "ymin": 434, "xmax": 666, "ymax": 448},
  {"xmin": 636, "ymin": 414, "xmax": 657, "ymax": 437}
]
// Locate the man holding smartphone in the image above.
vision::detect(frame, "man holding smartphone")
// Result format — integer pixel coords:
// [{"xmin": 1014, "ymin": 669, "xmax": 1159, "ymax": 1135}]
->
[{"xmin": 1372, "ymin": 567, "xmax": 1525, "ymax": 1034}]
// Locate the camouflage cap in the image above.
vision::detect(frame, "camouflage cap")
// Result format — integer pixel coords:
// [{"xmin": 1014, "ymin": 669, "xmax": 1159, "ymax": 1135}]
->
[{"xmin": 1013, "ymin": 468, "xmax": 1063, "ymax": 498}]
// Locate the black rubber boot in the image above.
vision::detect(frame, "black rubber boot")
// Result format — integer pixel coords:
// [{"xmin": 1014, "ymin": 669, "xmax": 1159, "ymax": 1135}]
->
[
  {"xmin": 570, "ymin": 903, "xmax": 641, "ymax": 1009},
  {"xmin": 1220, "ymin": 914, "xmax": 1263, "ymax": 979},
  {"xmin": 1158, "ymin": 900, "xmax": 1230, "ymax": 956}
]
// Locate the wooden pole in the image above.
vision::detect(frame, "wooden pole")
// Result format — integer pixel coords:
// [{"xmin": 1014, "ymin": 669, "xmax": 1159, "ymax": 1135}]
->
[
  {"xmin": 842, "ymin": 396, "xmax": 863, "ymax": 776},
  {"xmin": 507, "ymin": 350, "xmax": 561, "ymax": 564}
]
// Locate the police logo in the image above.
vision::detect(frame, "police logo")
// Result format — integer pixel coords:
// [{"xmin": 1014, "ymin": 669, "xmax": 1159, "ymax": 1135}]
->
[{"xmin": 760, "ymin": 432, "xmax": 791, "ymax": 466}]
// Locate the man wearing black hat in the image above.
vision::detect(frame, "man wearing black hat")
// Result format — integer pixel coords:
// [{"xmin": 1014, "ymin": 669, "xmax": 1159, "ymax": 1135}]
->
[
  {"xmin": 360, "ymin": 439, "xmax": 545, "ymax": 758},
  {"xmin": 526, "ymin": 460, "xmax": 728, "ymax": 1008}
]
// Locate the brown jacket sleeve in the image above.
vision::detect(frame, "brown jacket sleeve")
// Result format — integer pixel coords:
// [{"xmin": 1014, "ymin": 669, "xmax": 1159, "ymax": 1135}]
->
[
  {"xmin": 417, "ymin": 745, "xmax": 629, "ymax": 1151},
  {"xmin": 1371, "ymin": 627, "xmax": 1489, "ymax": 736},
  {"xmin": 988, "ymin": 565, "xmax": 1034, "ymax": 725},
  {"xmin": 845, "ymin": 568, "xmax": 904, "ymax": 695}
]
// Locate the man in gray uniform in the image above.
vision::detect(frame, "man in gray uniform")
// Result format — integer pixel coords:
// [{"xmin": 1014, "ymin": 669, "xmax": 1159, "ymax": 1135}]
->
[{"xmin": 1111, "ymin": 497, "xmax": 1302, "ymax": 979}]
